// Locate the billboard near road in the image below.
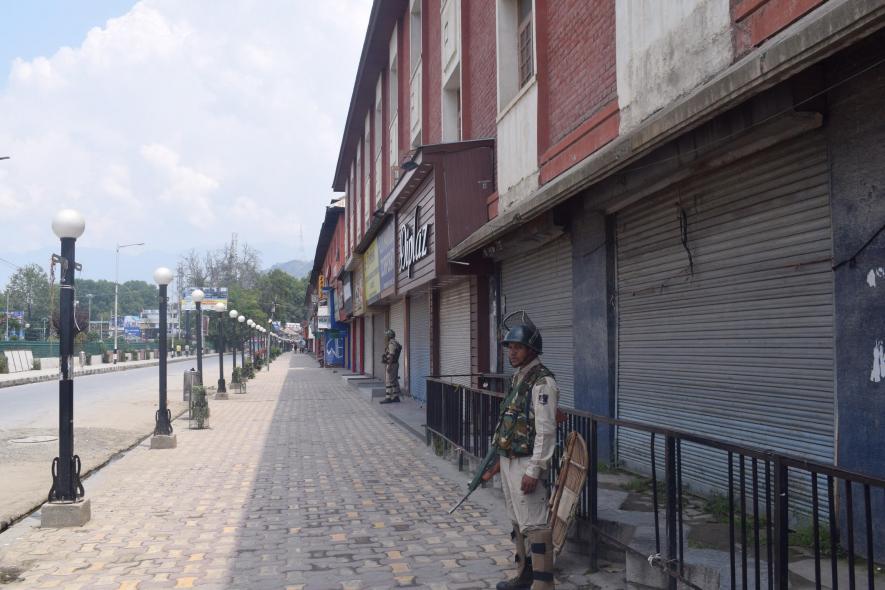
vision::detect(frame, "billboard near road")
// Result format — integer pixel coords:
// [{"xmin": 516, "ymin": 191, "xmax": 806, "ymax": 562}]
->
[{"xmin": 180, "ymin": 287, "xmax": 228, "ymax": 311}]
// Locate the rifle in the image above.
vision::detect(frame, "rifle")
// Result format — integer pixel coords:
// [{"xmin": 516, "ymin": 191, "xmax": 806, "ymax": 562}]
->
[{"xmin": 448, "ymin": 443, "xmax": 499, "ymax": 514}]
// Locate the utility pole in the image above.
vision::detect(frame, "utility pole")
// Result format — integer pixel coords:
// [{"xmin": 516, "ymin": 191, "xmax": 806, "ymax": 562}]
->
[
  {"xmin": 114, "ymin": 242, "xmax": 144, "ymax": 363},
  {"xmin": 86, "ymin": 294, "xmax": 93, "ymax": 330}
]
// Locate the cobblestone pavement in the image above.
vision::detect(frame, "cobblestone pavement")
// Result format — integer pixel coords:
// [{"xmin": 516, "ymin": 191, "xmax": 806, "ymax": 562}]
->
[{"xmin": 0, "ymin": 353, "xmax": 598, "ymax": 589}]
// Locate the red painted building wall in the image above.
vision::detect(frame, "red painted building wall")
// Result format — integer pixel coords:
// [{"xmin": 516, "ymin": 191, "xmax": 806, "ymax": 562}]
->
[
  {"xmin": 423, "ymin": 0, "xmax": 442, "ymax": 145},
  {"xmin": 461, "ymin": 0, "xmax": 497, "ymax": 140},
  {"xmin": 732, "ymin": 0, "xmax": 827, "ymax": 57},
  {"xmin": 537, "ymin": 0, "xmax": 619, "ymax": 184}
]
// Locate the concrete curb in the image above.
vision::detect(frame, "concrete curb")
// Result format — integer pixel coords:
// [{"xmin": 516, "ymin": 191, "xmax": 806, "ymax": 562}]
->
[{"xmin": 0, "ymin": 356, "xmax": 198, "ymax": 389}]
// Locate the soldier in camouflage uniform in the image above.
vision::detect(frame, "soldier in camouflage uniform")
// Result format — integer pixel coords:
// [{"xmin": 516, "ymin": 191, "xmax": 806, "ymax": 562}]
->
[
  {"xmin": 483, "ymin": 313, "xmax": 559, "ymax": 590},
  {"xmin": 380, "ymin": 329, "xmax": 402, "ymax": 404}
]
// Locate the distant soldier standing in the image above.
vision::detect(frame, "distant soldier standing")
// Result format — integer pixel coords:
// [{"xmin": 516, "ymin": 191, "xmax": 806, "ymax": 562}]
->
[
  {"xmin": 483, "ymin": 313, "xmax": 559, "ymax": 589},
  {"xmin": 379, "ymin": 328, "xmax": 402, "ymax": 404}
]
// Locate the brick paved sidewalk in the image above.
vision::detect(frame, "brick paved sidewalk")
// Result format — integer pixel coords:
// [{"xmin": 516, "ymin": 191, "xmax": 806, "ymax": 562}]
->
[{"xmin": 0, "ymin": 353, "xmax": 597, "ymax": 589}]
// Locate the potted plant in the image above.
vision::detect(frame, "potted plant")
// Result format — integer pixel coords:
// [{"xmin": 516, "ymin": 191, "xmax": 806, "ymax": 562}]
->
[{"xmin": 189, "ymin": 385, "xmax": 210, "ymax": 429}]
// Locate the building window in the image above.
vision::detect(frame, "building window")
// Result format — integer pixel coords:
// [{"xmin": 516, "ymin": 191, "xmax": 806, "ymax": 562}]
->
[
  {"xmin": 496, "ymin": 0, "xmax": 535, "ymax": 109},
  {"xmin": 517, "ymin": 0, "xmax": 533, "ymax": 88}
]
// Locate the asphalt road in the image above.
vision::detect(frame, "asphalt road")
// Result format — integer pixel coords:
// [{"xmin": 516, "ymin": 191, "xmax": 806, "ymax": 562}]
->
[{"xmin": 0, "ymin": 351, "xmax": 242, "ymax": 530}]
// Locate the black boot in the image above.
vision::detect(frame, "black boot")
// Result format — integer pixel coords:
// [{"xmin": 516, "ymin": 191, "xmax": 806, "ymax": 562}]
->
[
  {"xmin": 497, "ymin": 526, "xmax": 533, "ymax": 590},
  {"xmin": 379, "ymin": 397, "xmax": 400, "ymax": 404}
]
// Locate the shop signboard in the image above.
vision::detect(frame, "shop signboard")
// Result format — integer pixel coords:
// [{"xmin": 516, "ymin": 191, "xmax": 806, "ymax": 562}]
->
[
  {"xmin": 181, "ymin": 287, "xmax": 228, "ymax": 311},
  {"xmin": 353, "ymin": 262, "xmax": 365, "ymax": 316},
  {"xmin": 378, "ymin": 221, "xmax": 396, "ymax": 292},
  {"xmin": 398, "ymin": 205, "xmax": 431, "ymax": 277},
  {"xmin": 343, "ymin": 273, "xmax": 353, "ymax": 315},
  {"xmin": 317, "ymin": 303, "xmax": 331, "ymax": 330},
  {"xmin": 364, "ymin": 240, "xmax": 380, "ymax": 302}
]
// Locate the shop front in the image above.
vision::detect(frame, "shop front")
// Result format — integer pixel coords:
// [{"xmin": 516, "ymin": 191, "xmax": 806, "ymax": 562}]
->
[{"xmin": 363, "ymin": 220, "xmax": 396, "ymax": 379}]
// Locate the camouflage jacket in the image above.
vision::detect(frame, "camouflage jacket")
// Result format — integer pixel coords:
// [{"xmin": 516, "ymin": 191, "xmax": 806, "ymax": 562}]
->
[{"xmin": 494, "ymin": 358, "xmax": 558, "ymax": 477}]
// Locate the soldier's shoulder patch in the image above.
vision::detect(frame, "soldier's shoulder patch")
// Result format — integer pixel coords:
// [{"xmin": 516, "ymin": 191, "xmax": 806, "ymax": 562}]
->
[{"xmin": 538, "ymin": 393, "xmax": 549, "ymax": 405}]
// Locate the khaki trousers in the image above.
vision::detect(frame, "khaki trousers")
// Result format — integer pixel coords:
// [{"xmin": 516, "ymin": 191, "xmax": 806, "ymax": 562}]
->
[
  {"xmin": 500, "ymin": 454, "xmax": 548, "ymax": 534},
  {"xmin": 385, "ymin": 363, "xmax": 400, "ymax": 397}
]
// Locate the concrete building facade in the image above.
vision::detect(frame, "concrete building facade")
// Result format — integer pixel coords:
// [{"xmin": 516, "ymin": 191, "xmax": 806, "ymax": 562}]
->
[{"xmin": 312, "ymin": 0, "xmax": 885, "ymax": 560}]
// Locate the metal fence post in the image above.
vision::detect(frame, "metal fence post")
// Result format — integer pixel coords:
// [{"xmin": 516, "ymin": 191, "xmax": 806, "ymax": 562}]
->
[
  {"xmin": 773, "ymin": 458, "xmax": 789, "ymax": 590},
  {"xmin": 589, "ymin": 420, "xmax": 599, "ymax": 572},
  {"xmin": 665, "ymin": 435, "xmax": 678, "ymax": 590}
]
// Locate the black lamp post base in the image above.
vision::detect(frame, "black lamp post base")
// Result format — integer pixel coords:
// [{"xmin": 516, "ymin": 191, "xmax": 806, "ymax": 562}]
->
[
  {"xmin": 217, "ymin": 378, "xmax": 226, "ymax": 393},
  {"xmin": 153, "ymin": 409, "xmax": 173, "ymax": 437},
  {"xmin": 150, "ymin": 434, "xmax": 177, "ymax": 449},
  {"xmin": 41, "ymin": 498, "xmax": 91, "ymax": 528}
]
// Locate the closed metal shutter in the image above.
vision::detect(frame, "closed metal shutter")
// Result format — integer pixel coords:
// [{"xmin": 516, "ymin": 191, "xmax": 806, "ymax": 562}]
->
[
  {"xmin": 501, "ymin": 235, "xmax": 576, "ymax": 408},
  {"xmin": 616, "ymin": 133, "xmax": 834, "ymax": 500},
  {"xmin": 409, "ymin": 293, "xmax": 431, "ymax": 402},
  {"xmin": 389, "ymin": 299, "xmax": 406, "ymax": 387},
  {"xmin": 439, "ymin": 280, "xmax": 472, "ymax": 386},
  {"xmin": 363, "ymin": 314, "xmax": 373, "ymax": 375},
  {"xmin": 373, "ymin": 312, "xmax": 387, "ymax": 379}
]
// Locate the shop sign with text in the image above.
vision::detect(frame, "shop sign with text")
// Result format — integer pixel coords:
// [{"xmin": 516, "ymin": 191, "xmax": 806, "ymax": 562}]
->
[{"xmin": 398, "ymin": 205, "xmax": 431, "ymax": 277}]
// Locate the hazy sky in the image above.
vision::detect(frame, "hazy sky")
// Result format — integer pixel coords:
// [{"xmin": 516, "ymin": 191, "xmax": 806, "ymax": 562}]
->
[{"xmin": 0, "ymin": 0, "xmax": 370, "ymax": 286}]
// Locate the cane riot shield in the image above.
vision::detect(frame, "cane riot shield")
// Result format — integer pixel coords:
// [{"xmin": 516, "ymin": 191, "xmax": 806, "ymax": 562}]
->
[{"xmin": 548, "ymin": 431, "xmax": 589, "ymax": 555}]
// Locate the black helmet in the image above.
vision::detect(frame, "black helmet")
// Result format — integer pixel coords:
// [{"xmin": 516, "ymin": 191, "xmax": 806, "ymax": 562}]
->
[{"xmin": 501, "ymin": 311, "xmax": 542, "ymax": 353}]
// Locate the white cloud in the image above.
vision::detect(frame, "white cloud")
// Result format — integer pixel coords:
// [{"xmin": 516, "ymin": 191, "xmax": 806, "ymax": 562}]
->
[{"xmin": 0, "ymin": 0, "xmax": 369, "ymax": 265}]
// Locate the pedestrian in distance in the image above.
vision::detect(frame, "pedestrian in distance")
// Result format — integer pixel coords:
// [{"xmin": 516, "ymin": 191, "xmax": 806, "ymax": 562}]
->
[
  {"xmin": 379, "ymin": 328, "xmax": 402, "ymax": 404},
  {"xmin": 483, "ymin": 312, "xmax": 559, "ymax": 590}
]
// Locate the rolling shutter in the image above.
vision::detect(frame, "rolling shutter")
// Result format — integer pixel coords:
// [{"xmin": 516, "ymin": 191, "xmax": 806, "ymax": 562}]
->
[
  {"xmin": 389, "ymin": 299, "xmax": 406, "ymax": 387},
  {"xmin": 409, "ymin": 292, "xmax": 431, "ymax": 402},
  {"xmin": 439, "ymin": 280, "xmax": 472, "ymax": 386},
  {"xmin": 363, "ymin": 314, "xmax": 373, "ymax": 376},
  {"xmin": 501, "ymin": 234, "xmax": 576, "ymax": 408},
  {"xmin": 616, "ymin": 133, "xmax": 835, "ymax": 499},
  {"xmin": 372, "ymin": 312, "xmax": 387, "ymax": 379}
]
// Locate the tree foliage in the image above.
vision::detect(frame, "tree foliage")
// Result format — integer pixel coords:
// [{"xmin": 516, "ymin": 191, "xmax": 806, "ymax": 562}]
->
[{"xmin": 2, "ymin": 263, "xmax": 51, "ymax": 323}]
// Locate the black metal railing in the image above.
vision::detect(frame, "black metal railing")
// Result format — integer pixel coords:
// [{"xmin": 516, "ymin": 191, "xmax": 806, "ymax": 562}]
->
[{"xmin": 426, "ymin": 378, "xmax": 885, "ymax": 590}]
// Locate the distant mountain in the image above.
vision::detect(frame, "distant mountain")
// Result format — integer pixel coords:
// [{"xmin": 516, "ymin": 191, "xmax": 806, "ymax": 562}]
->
[{"xmin": 270, "ymin": 259, "xmax": 312, "ymax": 278}]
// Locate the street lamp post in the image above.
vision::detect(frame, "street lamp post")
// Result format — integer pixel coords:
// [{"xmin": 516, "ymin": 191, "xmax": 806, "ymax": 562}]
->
[
  {"xmin": 238, "ymin": 315, "xmax": 246, "ymax": 366},
  {"xmin": 86, "ymin": 294, "xmax": 93, "ymax": 333},
  {"xmin": 192, "ymin": 289, "xmax": 204, "ymax": 382},
  {"xmin": 114, "ymin": 242, "xmax": 144, "ymax": 363},
  {"xmin": 247, "ymin": 319, "xmax": 255, "ymax": 362},
  {"xmin": 214, "ymin": 302, "xmax": 227, "ymax": 399},
  {"xmin": 228, "ymin": 309, "xmax": 238, "ymax": 377},
  {"xmin": 43, "ymin": 208, "xmax": 90, "ymax": 527},
  {"xmin": 267, "ymin": 319, "xmax": 272, "ymax": 371},
  {"xmin": 150, "ymin": 267, "xmax": 176, "ymax": 449}
]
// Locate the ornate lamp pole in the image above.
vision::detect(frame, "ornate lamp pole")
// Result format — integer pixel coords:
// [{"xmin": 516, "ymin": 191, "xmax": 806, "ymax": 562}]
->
[
  {"xmin": 267, "ymin": 320, "xmax": 272, "ymax": 370},
  {"xmin": 247, "ymin": 319, "xmax": 255, "ymax": 361},
  {"xmin": 150, "ymin": 267, "xmax": 176, "ymax": 449},
  {"xmin": 238, "ymin": 314, "xmax": 246, "ymax": 366},
  {"xmin": 228, "ymin": 309, "xmax": 239, "ymax": 376},
  {"xmin": 43, "ymin": 209, "xmax": 90, "ymax": 527},
  {"xmin": 192, "ymin": 289, "xmax": 204, "ymax": 382},
  {"xmin": 214, "ymin": 301, "xmax": 228, "ymax": 399}
]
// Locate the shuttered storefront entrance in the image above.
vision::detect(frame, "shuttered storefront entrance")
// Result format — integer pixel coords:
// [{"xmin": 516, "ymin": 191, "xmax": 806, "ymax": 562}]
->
[
  {"xmin": 389, "ymin": 299, "xmax": 406, "ymax": 388},
  {"xmin": 363, "ymin": 314, "xmax": 373, "ymax": 376},
  {"xmin": 500, "ymin": 235, "xmax": 575, "ymax": 408},
  {"xmin": 439, "ymin": 280, "xmax": 472, "ymax": 386},
  {"xmin": 409, "ymin": 292, "xmax": 431, "ymax": 402},
  {"xmin": 372, "ymin": 312, "xmax": 387, "ymax": 379},
  {"xmin": 616, "ymin": 133, "xmax": 835, "ymax": 491}
]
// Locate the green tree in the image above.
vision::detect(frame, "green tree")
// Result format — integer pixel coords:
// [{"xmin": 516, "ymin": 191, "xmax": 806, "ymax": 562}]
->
[
  {"xmin": 2, "ymin": 263, "xmax": 51, "ymax": 331},
  {"xmin": 256, "ymin": 269, "xmax": 306, "ymax": 324}
]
